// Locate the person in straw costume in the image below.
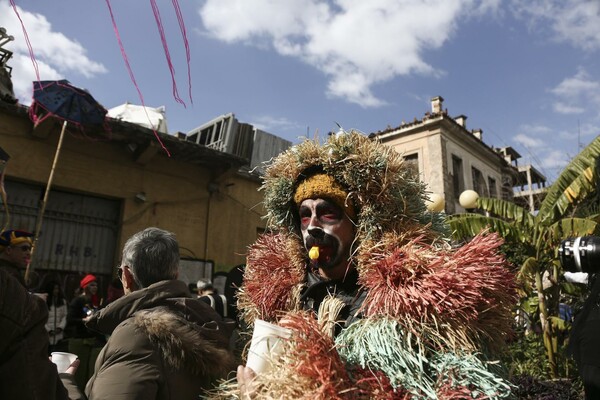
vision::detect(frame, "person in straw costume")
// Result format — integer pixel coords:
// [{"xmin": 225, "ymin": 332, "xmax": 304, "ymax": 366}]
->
[{"xmin": 218, "ymin": 131, "xmax": 516, "ymax": 399}]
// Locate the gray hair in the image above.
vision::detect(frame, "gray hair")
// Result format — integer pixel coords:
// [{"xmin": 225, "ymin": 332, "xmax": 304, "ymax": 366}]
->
[{"xmin": 121, "ymin": 227, "xmax": 179, "ymax": 288}]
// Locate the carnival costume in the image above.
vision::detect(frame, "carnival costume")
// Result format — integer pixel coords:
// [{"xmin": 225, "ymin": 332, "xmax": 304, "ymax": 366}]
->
[{"xmin": 226, "ymin": 132, "xmax": 516, "ymax": 399}]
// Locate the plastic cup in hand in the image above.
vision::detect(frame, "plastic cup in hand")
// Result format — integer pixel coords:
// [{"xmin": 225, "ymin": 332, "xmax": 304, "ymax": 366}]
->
[
  {"xmin": 246, "ymin": 319, "xmax": 292, "ymax": 374},
  {"xmin": 51, "ymin": 352, "xmax": 78, "ymax": 373}
]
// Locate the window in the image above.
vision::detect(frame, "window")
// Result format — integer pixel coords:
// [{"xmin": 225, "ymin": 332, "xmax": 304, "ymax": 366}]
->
[
  {"xmin": 471, "ymin": 167, "xmax": 488, "ymax": 196},
  {"xmin": 452, "ymin": 155, "xmax": 464, "ymax": 199},
  {"xmin": 488, "ymin": 177, "xmax": 497, "ymax": 198},
  {"xmin": 403, "ymin": 153, "xmax": 419, "ymax": 178}
]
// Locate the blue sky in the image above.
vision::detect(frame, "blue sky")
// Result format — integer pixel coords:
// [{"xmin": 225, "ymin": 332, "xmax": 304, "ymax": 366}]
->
[{"xmin": 1, "ymin": 0, "xmax": 599, "ymax": 183}]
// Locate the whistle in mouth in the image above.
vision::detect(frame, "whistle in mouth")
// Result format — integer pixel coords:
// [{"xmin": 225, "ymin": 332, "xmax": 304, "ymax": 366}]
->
[{"xmin": 309, "ymin": 246, "xmax": 319, "ymax": 260}]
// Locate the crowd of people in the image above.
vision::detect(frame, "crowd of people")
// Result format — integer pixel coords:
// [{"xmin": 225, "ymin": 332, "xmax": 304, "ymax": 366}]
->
[
  {"xmin": 0, "ymin": 131, "xmax": 595, "ymax": 399},
  {"xmin": 0, "ymin": 225, "xmax": 236, "ymax": 400}
]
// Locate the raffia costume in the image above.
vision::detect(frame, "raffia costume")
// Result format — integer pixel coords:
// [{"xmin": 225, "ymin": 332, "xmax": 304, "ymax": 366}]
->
[{"xmin": 230, "ymin": 132, "xmax": 516, "ymax": 399}]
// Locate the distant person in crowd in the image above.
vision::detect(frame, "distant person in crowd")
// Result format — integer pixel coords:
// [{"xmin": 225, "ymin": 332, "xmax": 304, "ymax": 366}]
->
[
  {"xmin": 67, "ymin": 274, "xmax": 101, "ymax": 337},
  {"xmin": 67, "ymin": 273, "xmax": 105, "ymax": 391},
  {"xmin": 84, "ymin": 227, "xmax": 236, "ymax": 399},
  {"xmin": 198, "ymin": 278, "xmax": 228, "ymax": 318},
  {"xmin": 45, "ymin": 280, "xmax": 68, "ymax": 353},
  {"xmin": 0, "ymin": 229, "xmax": 83, "ymax": 399},
  {"xmin": 0, "ymin": 229, "xmax": 32, "ymax": 284},
  {"xmin": 105, "ymin": 277, "xmax": 124, "ymax": 304},
  {"xmin": 224, "ymin": 264, "xmax": 245, "ymax": 323},
  {"xmin": 197, "ymin": 278, "xmax": 215, "ymax": 296},
  {"xmin": 224, "ymin": 265, "xmax": 246, "ymax": 363}
]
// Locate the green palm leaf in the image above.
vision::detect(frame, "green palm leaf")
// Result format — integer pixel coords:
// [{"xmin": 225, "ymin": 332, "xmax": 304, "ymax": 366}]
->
[
  {"xmin": 448, "ymin": 213, "xmax": 524, "ymax": 242},
  {"xmin": 476, "ymin": 197, "xmax": 534, "ymax": 226},
  {"xmin": 538, "ymin": 135, "xmax": 600, "ymax": 224},
  {"xmin": 547, "ymin": 217, "xmax": 600, "ymax": 242}
]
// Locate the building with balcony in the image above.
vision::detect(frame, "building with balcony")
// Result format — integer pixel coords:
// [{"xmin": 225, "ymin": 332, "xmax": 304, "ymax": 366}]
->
[{"xmin": 497, "ymin": 146, "xmax": 548, "ymax": 213}]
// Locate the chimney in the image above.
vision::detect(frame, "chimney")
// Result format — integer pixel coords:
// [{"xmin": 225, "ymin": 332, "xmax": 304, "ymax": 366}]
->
[
  {"xmin": 454, "ymin": 115, "xmax": 467, "ymax": 128},
  {"xmin": 431, "ymin": 96, "xmax": 444, "ymax": 114},
  {"xmin": 472, "ymin": 129, "xmax": 483, "ymax": 140}
]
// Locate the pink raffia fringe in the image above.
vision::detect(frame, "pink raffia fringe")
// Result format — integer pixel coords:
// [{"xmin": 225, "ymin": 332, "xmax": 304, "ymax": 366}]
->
[
  {"xmin": 238, "ymin": 232, "xmax": 306, "ymax": 324},
  {"xmin": 358, "ymin": 231, "xmax": 517, "ymax": 354}
]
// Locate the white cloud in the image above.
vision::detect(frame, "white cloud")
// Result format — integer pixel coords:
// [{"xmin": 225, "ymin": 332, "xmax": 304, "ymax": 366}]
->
[
  {"xmin": 552, "ymin": 102, "xmax": 585, "ymax": 114},
  {"xmin": 551, "ymin": 69, "xmax": 600, "ymax": 98},
  {"xmin": 513, "ymin": 132, "xmax": 546, "ymax": 148},
  {"xmin": 251, "ymin": 115, "xmax": 302, "ymax": 133},
  {"xmin": 549, "ymin": 68, "xmax": 600, "ymax": 115},
  {"xmin": 199, "ymin": 0, "xmax": 491, "ymax": 108},
  {"xmin": 540, "ymin": 149, "xmax": 569, "ymax": 170},
  {"xmin": 511, "ymin": 0, "xmax": 600, "ymax": 51},
  {"xmin": 517, "ymin": 123, "xmax": 552, "ymax": 135},
  {"xmin": 0, "ymin": 4, "xmax": 107, "ymax": 103},
  {"xmin": 8, "ymin": 54, "xmax": 62, "ymax": 103}
]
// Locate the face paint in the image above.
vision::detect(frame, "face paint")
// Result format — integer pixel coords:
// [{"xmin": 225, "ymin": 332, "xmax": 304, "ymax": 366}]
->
[{"xmin": 298, "ymin": 198, "xmax": 355, "ymax": 276}]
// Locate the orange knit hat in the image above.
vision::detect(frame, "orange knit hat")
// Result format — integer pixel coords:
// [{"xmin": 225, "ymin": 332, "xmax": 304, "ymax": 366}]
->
[{"xmin": 293, "ymin": 173, "xmax": 355, "ymax": 217}]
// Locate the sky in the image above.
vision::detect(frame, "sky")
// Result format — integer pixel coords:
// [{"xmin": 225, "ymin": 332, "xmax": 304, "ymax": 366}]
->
[{"xmin": 1, "ymin": 0, "xmax": 599, "ymax": 183}]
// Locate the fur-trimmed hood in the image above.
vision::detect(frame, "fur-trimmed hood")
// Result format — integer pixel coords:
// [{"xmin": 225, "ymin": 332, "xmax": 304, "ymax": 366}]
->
[{"xmin": 133, "ymin": 306, "xmax": 235, "ymax": 378}]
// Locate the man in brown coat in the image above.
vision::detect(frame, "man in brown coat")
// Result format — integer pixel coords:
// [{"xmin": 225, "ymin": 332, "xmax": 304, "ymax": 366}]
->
[
  {"xmin": 0, "ymin": 229, "xmax": 82, "ymax": 400},
  {"xmin": 84, "ymin": 227, "xmax": 236, "ymax": 399}
]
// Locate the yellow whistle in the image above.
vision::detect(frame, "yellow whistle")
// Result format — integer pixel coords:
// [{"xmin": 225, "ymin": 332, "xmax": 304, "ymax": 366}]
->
[{"xmin": 309, "ymin": 246, "xmax": 319, "ymax": 260}]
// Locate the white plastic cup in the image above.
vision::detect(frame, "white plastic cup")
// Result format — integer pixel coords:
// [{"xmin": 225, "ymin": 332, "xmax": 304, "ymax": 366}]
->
[
  {"xmin": 246, "ymin": 319, "xmax": 292, "ymax": 374},
  {"xmin": 51, "ymin": 352, "xmax": 78, "ymax": 373}
]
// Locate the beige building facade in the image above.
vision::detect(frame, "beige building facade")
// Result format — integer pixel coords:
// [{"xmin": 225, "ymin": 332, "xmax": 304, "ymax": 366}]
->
[
  {"xmin": 372, "ymin": 96, "xmax": 518, "ymax": 214},
  {"xmin": 0, "ymin": 101, "xmax": 268, "ymax": 292}
]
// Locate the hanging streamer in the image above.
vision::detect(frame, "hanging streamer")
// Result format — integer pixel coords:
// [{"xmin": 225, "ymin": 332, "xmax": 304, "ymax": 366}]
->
[
  {"xmin": 8, "ymin": 0, "xmax": 40, "ymax": 85},
  {"xmin": 150, "ymin": 0, "xmax": 185, "ymax": 107},
  {"xmin": 171, "ymin": 0, "xmax": 193, "ymax": 105},
  {"xmin": 104, "ymin": 0, "xmax": 171, "ymax": 157}
]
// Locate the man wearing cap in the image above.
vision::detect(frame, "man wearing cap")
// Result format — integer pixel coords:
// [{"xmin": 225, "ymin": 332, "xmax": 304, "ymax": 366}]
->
[
  {"xmin": 84, "ymin": 227, "xmax": 236, "ymax": 399},
  {"xmin": 0, "ymin": 229, "xmax": 33, "ymax": 285},
  {"xmin": 233, "ymin": 132, "xmax": 517, "ymax": 398},
  {"xmin": 0, "ymin": 229, "xmax": 83, "ymax": 399}
]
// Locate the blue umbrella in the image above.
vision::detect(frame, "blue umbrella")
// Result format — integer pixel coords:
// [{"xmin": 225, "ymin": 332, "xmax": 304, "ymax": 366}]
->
[
  {"xmin": 31, "ymin": 79, "xmax": 107, "ymax": 126},
  {"xmin": 27, "ymin": 80, "xmax": 108, "ymax": 280}
]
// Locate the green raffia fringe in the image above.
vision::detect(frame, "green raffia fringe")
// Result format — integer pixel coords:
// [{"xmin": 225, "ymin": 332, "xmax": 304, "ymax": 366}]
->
[
  {"xmin": 335, "ymin": 318, "xmax": 513, "ymax": 399},
  {"xmin": 336, "ymin": 318, "xmax": 435, "ymax": 398},
  {"xmin": 430, "ymin": 353, "xmax": 514, "ymax": 399}
]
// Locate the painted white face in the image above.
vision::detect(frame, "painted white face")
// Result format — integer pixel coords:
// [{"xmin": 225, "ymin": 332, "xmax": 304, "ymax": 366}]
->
[{"xmin": 298, "ymin": 198, "xmax": 355, "ymax": 279}]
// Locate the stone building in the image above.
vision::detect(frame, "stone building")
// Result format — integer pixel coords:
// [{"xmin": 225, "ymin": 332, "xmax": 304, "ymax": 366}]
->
[{"xmin": 370, "ymin": 96, "xmax": 524, "ymax": 214}]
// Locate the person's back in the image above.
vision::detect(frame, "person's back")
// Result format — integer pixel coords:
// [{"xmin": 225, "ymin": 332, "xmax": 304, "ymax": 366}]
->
[
  {"xmin": 0, "ymin": 268, "xmax": 81, "ymax": 399},
  {"xmin": 84, "ymin": 228, "xmax": 236, "ymax": 399}
]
